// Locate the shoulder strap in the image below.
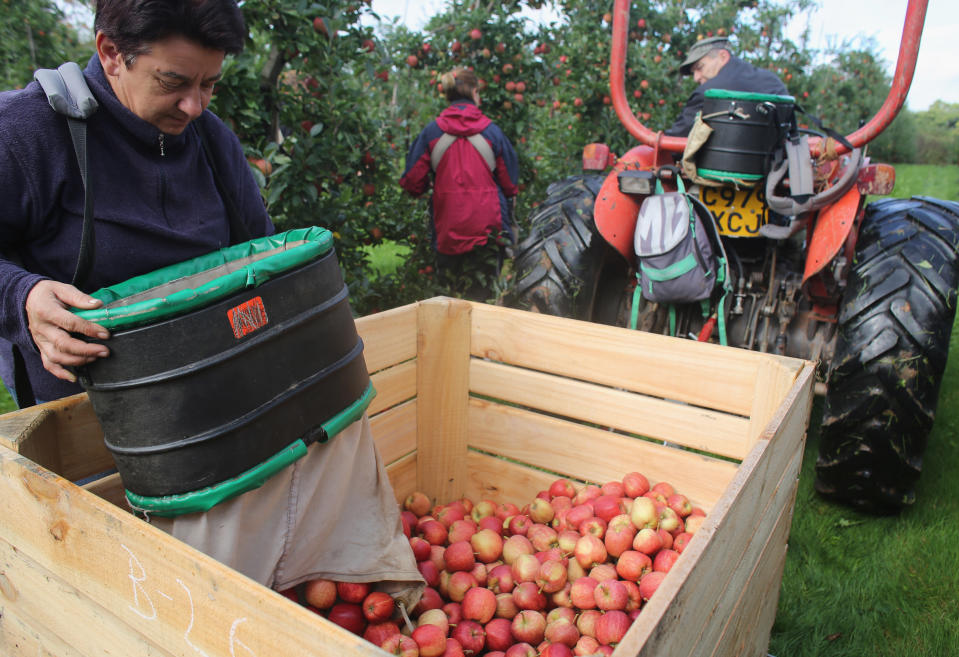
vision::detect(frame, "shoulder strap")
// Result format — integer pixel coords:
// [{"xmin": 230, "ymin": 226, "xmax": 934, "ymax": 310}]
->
[
  {"xmin": 34, "ymin": 62, "xmax": 98, "ymax": 120},
  {"xmin": 430, "ymin": 132, "xmax": 495, "ymax": 172},
  {"xmin": 35, "ymin": 62, "xmax": 98, "ymax": 289}
]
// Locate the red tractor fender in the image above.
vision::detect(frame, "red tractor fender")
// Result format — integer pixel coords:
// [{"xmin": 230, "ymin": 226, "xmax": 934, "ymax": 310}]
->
[
  {"xmin": 803, "ymin": 185, "xmax": 863, "ymax": 288},
  {"xmin": 594, "ymin": 144, "xmax": 672, "ymax": 261}
]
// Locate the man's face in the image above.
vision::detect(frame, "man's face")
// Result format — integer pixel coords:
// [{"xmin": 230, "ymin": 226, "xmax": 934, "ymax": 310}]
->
[
  {"xmin": 98, "ymin": 34, "xmax": 225, "ymax": 135},
  {"xmin": 691, "ymin": 50, "xmax": 726, "ymax": 85}
]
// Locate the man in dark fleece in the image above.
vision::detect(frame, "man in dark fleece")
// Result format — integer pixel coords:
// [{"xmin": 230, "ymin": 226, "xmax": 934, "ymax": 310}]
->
[
  {"xmin": 0, "ymin": 0, "xmax": 271, "ymax": 407},
  {"xmin": 665, "ymin": 36, "xmax": 789, "ymax": 137},
  {"xmin": 400, "ymin": 67, "xmax": 519, "ymax": 301}
]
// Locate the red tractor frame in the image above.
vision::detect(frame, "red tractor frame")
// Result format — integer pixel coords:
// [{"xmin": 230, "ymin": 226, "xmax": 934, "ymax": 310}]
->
[{"xmin": 510, "ymin": 0, "xmax": 959, "ymax": 514}]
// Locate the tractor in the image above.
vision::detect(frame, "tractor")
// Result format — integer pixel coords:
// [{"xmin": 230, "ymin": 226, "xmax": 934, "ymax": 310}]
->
[{"xmin": 508, "ymin": 0, "xmax": 959, "ymax": 514}]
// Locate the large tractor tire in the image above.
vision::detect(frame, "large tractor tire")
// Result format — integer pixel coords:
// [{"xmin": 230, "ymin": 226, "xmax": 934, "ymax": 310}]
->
[
  {"xmin": 509, "ymin": 175, "xmax": 608, "ymax": 319},
  {"xmin": 816, "ymin": 197, "xmax": 959, "ymax": 514}
]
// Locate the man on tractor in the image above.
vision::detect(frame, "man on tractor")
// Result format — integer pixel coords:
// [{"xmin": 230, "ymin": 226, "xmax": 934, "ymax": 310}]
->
[{"xmin": 665, "ymin": 36, "xmax": 789, "ymax": 137}]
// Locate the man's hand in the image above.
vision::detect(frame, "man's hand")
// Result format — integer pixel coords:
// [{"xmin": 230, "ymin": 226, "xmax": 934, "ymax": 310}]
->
[{"xmin": 25, "ymin": 280, "xmax": 110, "ymax": 383}]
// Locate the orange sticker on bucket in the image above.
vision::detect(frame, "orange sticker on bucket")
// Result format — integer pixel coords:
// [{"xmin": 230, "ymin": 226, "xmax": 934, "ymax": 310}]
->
[{"xmin": 228, "ymin": 296, "xmax": 269, "ymax": 339}]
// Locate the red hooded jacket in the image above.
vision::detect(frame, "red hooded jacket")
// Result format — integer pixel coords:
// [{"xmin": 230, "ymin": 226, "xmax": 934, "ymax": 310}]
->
[{"xmin": 400, "ymin": 101, "xmax": 518, "ymax": 255}]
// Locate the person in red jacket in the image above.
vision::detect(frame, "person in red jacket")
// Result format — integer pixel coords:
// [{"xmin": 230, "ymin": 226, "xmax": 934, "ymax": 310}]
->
[{"xmin": 400, "ymin": 68, "xmax": 519, "ymax": 301}]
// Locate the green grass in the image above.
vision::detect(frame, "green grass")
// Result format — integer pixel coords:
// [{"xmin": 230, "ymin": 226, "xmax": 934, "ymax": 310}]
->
[
  {"xmin": 2, "ymin": 165, "xmax": 959, "ymax": 655},
  {"xmin": 0, "ymin": 387, "xmax": 13, "ymax": 414},
  {"xmin": 769, "ymin": 316, "xmax": 959, "ymax": 656},
  {"xmin": 877, "ymin": 163, "xmax": 959, "ymax": 201},
  {"xmin": 770, "ymin": 164, "xmax": 959, "ymax": 657}
]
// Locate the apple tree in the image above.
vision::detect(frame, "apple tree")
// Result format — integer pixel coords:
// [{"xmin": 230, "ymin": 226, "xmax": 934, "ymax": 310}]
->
[
  {"xmin": 208, "ymin": 0, "xmax": 418, "ymax": 312},
  {"xmin": 0, "ymin": 0, "xmax": 89, "ymax": 90}
]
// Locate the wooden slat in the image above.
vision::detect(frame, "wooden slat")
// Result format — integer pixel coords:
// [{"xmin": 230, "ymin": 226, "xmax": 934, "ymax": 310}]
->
[
  {"xmin": 82, "ymin": 473, "xmax": 129, "ymax": 510},
  {"xmin": 368, "ymin": 360, "xmax": 417, "ymax": 416},
  {"xmin": 415, "ymin": 298, "xmax": 472, "ymax": 503},
  {"xmin": 355, "ymin": 303, "xmax": 417, "ymax": 374},
  {"xmin": 708, "ymin": 502, "xmax": 793, "ymax": 657},
  {"xmin": 470, "ymin": 359, "xmax": 752, "ymax": 460},
  {"xmin": 0, "ymin": 598, "xmax": 84, "ymax": 657},
  {"xmin": 470, "ymin": 303, "xmax": 802, "ymax": 416},
  {"xmin": 0, "ymin": 536, "xmax": 172, "ymax": 657},
  {"xmin": 682, "ymin": 448, "xmax": 802, "ymax": 657},
  {"xmin": 468, "ymin": 399, "xmax": 739, "ymax": 511},
  {"xmin": 370, "ymin": 399, "xmax": 417, "ymax": 465},
  {"xmin": 748, "ymin": 356, "xmax": 806, "ymax": 447},
  {"xmin": 385, "ymin": 452, "xmax": 417, "ymax": 505},
  {"xmin": 0, "ymin": 446, "xmax": 388, "ymax": 657},
  {"xmin": 463, "ymin": 450, "xmax": 559, "ymax": 507},
  {"xmin": 0, "ymin": 393, "xmax": 112, "ymax": 482},
  {"xmin": 616, "ymin": 362, "xmax": 814, "ymax": 657}
]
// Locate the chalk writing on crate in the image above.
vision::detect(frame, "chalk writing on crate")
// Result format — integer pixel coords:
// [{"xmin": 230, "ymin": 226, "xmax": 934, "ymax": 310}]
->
[{"xmin": 121, "ymin": 543, "xmax": 256, "ymax": 656}]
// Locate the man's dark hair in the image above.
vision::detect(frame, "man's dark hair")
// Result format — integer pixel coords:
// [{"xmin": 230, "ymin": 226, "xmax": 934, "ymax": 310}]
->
[{"xmin": 94, "ymin": 0, "xmax": 246, "ymax": 64}]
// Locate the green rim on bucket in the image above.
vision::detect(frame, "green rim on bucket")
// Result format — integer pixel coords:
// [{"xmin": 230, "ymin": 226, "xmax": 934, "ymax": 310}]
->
[
  {"xmin": 703, "ymin": 89, "xmax": 795, "ymax": 104},
  {"xmin": 73, "ymin": 226, "xmax": 334, "ymax": 331}
]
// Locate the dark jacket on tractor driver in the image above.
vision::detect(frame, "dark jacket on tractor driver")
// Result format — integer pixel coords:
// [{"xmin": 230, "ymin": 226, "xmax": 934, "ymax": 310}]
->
[
  {"xmin": 399, "ymin": 100, "xmax": 519, "ymax": 255},
  {"xmin": 665, "ymin": 54, "xmax": 789, "ymax": 137}
]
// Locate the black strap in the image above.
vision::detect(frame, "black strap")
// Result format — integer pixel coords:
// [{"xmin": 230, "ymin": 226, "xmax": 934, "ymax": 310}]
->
[
  {"xmin": 793, "ymin": 103, "xmax": 855, "ymax": 151},
  {"xmin": 67, "ymin": 117, "xmax": 96, "ymax": 290},
  {"xmin": 11, "ymin": 345, "xmax": 37, "ymax": 408},
  {"xmin": 195, "ymin": 118, "xmax": 252, "ymax": 246}
]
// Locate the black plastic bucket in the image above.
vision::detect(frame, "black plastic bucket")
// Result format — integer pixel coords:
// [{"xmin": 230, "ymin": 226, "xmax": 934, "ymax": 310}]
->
[
  {"xmin": 696, "ymin": 89, "xmax": 795, "ymax": 182},
  {"xmin": 72, "ymin": 227, "xmax": 372, "ymax": 514}
]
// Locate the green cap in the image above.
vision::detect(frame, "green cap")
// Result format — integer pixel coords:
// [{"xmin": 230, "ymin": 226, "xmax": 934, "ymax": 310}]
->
[{"xmin": 679, "ymin": 36, "xmax": 730, "ymax": 76}]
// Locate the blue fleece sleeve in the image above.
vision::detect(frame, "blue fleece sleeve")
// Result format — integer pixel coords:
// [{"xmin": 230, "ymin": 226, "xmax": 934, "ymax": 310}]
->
[{"xmin": 0, "ymin": 129, "xmax": 49, "ymax": 353}]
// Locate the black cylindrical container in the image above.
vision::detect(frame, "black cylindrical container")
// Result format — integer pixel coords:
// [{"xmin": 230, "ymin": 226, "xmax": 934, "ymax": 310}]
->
[
  {"xmin": 696, "ymin": 90, "xmax": 795, "ymax": 182},
  {"xmin": 73, "ymin": 227, "xmax": 371, "ymax": 507}
]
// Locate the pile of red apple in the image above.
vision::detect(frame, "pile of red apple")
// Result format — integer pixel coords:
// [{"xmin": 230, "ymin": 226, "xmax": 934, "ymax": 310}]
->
[{"xmin": 285, "ymin": 472, "xmax": 705, "ymax": 657}]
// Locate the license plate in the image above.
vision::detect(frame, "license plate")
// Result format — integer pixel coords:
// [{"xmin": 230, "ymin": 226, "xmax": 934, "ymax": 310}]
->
[{"xmin": 698, "ymin": 185, "xmax": 768, "ymax": 237}]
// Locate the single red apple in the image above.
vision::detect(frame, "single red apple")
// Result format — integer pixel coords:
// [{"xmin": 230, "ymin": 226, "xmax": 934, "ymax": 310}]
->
[
  {"xmin": 328, "ymin": 602, "xmax": 366, "ymax": 635},
  {"xmin": 512, "ymin": 581, "xmax": 547, "ymax": 611},
  {"xmin": 405, "ymin": 491, "xmax": 432, "ymax": 516},
  {"xmin": 511, "ymin": 610, "xmax": 547, "ymax": 645},
  {"xmin": 364, "ymin": 621, "xmax": 400, "ymax": 646},
  {"xmin": 452, "ymin": 619, "xmax": 486, "ymax": 654},
  {"xmin": 303, "ymin": 578, "xmax": 336, "ymax": 609},
  {"xmin": 471, "ymin": 528, "xmax": 504, "ymax": 563},
  {"xmin": 462, "ymin": 586, "xmax": 497, "ymax": 624},
  {"xmin": 485, "ymin": 617, "xmax": 514, "ymax": 652},
  {"xmin": 412, "ymin": 623, "xmax": 447, "ymax": 657},
  {"xmin": 380, "ymin": 634, "xmax": 419, "ymax": 657},
  {"xmin": 336, "ymin": 581, "xmax": 371, "ymax": 604},
  {"xmin": 549, "ymin": 478, "xmax": 576, "ymax": 499},
  {"xmin": 595, "ymin": 609, "xmax": 631, "ymax": 646},
  {"xmin": 362, "ymin": 591, "xmax": 395, "ymax": 623},
  {"xmin": 615, "ymin": 550, "xmax": 653, "ymax": 582},
  {"xmin": 417, "ymin": 608, "xmax": 450, "ymax": 636},
  {"xmin": 594, "ymin": 579, "xmax": 628, "ymax": 611},
  {"xmin": 639, "ymin": 570, "xmax": 666, "ymax": 601}
]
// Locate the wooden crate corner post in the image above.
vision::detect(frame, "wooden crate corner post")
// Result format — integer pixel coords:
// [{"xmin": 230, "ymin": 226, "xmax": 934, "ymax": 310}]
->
[{"xmin": 415, "ymin": 298, "xmax": 472, "ymax": 506}]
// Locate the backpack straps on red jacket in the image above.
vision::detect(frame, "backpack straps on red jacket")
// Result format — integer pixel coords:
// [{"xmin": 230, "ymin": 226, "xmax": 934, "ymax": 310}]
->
[{"xmin": 430, "ymin": 132, "xmax": 495, "ymax": 172}]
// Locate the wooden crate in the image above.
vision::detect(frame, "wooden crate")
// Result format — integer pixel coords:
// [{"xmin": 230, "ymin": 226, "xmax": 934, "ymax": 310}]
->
[{"xmin": 0, "ymin": 297, "xmax": 814, "ymax": 657}]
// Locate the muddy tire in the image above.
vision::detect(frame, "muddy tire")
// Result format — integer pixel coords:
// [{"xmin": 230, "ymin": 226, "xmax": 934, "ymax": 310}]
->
[
  {"xmin": 509, "ymin": 175, "xmax": 608, "ymax": 319},
  {"xmin": 816, "ymin": 197, "xmax": 959, "ymax": 513}
]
